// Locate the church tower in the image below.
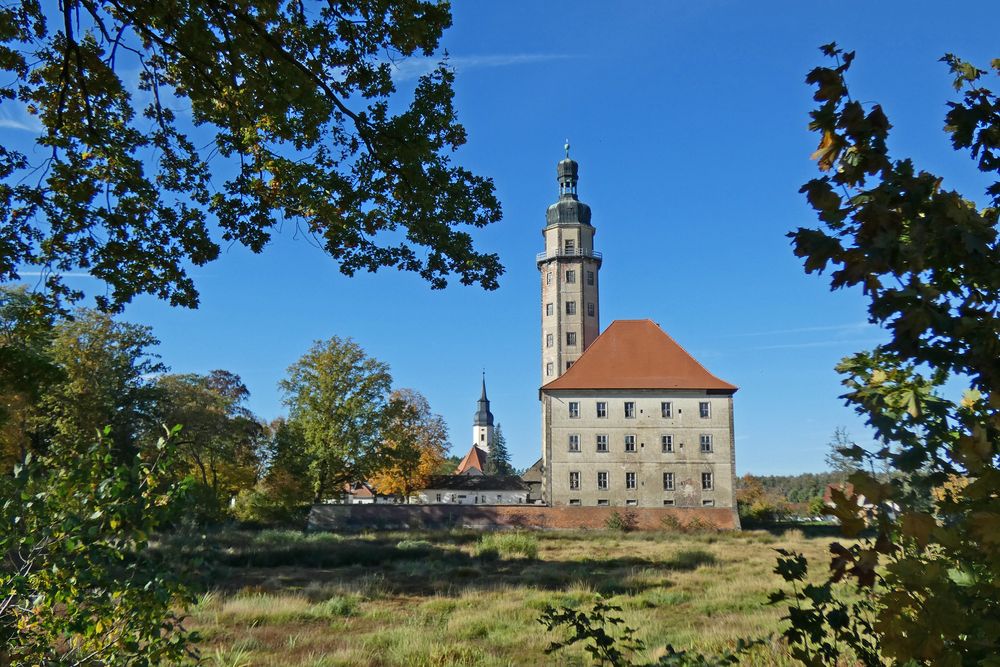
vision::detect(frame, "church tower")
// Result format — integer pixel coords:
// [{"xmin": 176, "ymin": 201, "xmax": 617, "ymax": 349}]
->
[
  {"xmin": 472, "ymin": 375, "xmax": 494, "ymax": 452},
  {"xmin": 538, "ymin": 143, "xmax": 602, "ymax": 382}
]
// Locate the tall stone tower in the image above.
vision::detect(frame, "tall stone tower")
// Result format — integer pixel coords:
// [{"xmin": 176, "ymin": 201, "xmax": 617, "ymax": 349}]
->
[
  {"xmin": 472, "ymin": 374, "xmax": 495, "ymax": 452},
  {"xmin": 537, "ymin": 144, "xmax": 602, "ymax": 382}
]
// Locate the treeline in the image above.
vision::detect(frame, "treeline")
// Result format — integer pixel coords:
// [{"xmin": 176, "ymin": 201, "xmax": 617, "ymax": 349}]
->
[
  {"xmin": 0, "ymin": 286, "xmax": 453, "ymax": 526},
  {"xmin": 746, "ymin": 472, "xmax": 846, "ymax": 504}
]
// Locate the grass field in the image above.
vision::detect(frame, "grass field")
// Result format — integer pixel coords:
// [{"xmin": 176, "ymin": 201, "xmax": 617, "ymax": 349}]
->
[{"xmin": 162, "ymin": 525, "xmax": 850, "ymax": 666}]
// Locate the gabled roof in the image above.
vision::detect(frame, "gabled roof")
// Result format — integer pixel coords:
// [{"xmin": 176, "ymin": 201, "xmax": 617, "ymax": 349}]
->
[
  {"xmin": 455, "ymin": 445, "xmax": 488, "ymax": 475},
  {"xmin": 424, "ymin": 475, "xmax": 528, "ymax": 492},
  {"xmin": 521, "ymin": 458, "xmax": 543, "ymax": 483},
  {"xmin": 542, "ymin": 319, "xmax": 737, "ymax": 392}
]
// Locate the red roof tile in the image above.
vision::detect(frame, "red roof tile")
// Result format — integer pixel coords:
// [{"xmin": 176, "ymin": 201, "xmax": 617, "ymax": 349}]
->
[
  {"xmin": 456, "ymin": 445, "xmax": 488, "ymax": 474},
  {"xmin": 542, "ymin": 319, "xmax": 737, "ymax": 392}
]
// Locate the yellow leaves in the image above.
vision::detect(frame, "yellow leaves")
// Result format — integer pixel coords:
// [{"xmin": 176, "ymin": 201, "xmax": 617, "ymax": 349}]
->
[
  {"xmin": 810, "ymin": 129, "xmax": 842, "ymax": 171},
  {"xmin": 900, "ymin": 512, "xmax": 936, "ymax": 549}
]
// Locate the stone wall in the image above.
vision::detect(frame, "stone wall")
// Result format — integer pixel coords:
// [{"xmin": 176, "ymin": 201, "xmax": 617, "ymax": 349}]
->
[{"xmin": 308, "ymin": 503, "xmax": 739, "ymax": 531}]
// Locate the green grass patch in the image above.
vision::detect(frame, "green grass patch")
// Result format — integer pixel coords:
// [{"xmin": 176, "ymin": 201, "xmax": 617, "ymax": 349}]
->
[{"xmin": 473, "ymin": 531, "xmax": 539, "ymax": 559}]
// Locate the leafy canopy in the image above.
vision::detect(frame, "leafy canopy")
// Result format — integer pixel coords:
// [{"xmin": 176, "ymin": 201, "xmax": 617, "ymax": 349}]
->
[
  {"xmin": 0, "ymin": 0, "xmax": 503, "ymax": 310},
  {"xmin": 774, "ymin": 44, "xmax": 1000, "ymax": 665}
]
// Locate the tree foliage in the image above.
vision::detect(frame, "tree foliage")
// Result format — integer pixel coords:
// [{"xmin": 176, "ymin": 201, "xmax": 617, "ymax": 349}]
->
[
  {"xmin": 776, "ymin": 44, "xmax": 1000, "ymax": 664},
  {"xmin": 279, "ymin": 335, "xmax": 392, "ymax": 502},
  {"xmin": 154, "ymin": 371, "xmax": 264, "ymax": 520},
  {"xmin": 368, "ymin": 387, "xmax": 449, "ymax": 500},
  {"xmin": 483, "ymin": 422, "xmax": 514, "ymax": 476},
  {"xmin": 0, "ymin": 427, "xmax": 198, "ymax": 665},
  {"xmin": 735, "ymin": 474, "xmax": 790, "ymax": 524},
  {"xmin": 0, "ymin": 0, "xmax": 502, "ymax": 311}
]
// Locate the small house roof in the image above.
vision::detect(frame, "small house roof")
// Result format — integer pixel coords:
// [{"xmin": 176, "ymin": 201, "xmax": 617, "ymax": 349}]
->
[
  {"xmin": 424, "ymin": 475, "xmax": 529, "ymax": 492},
  {"xmin": 456, "ymin": 445, "xmax": 488, "ymax": 475}
]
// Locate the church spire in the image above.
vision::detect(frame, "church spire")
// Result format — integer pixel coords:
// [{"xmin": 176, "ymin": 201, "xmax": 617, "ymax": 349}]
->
[{"xmin": 473, "ymin": 374, "xmax": 494, "ymax": 427}]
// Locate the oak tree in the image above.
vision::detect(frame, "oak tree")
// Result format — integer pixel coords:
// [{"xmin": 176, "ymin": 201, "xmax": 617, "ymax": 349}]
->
[
  {"xmin": 0, "ymin": 0, "xmax": 503, "ymax": 311},
  {"xmin": 279, "ymin": 335, "xmax": 392, "ymax": 502}
]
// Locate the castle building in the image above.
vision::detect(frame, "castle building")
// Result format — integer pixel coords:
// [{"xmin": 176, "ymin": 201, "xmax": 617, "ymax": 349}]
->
[{"xmin": 537, "ymin": 152, "xmax": 738, "ymax": 517}]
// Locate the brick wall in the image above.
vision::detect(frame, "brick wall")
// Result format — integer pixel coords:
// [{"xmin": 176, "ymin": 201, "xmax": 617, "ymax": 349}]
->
[{"xmin": 308, "ymin": 504, "xmax": 740, "ymax": 531}]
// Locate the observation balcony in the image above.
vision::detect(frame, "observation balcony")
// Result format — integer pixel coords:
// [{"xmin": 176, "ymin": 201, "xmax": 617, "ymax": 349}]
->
[{"xmin": 536, "ymin": 248, "xmax": 603, "ymax": 265}]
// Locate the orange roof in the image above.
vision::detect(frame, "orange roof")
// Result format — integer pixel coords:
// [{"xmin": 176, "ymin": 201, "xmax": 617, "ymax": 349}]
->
[
  {"xmin": 455, "ymin": 445, "xmax": 488, "ymax": 474},
  {"xmin": 542, "ymin": 319, "xmax": 737, "ymax": 392}
]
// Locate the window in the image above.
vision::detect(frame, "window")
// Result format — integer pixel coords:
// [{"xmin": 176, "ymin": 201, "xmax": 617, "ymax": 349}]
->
[
  {"xmin": 587, "ymin": 302, "xmax": 595, "ymax": 317},
  {"xmin": 568, "ymin": 402, "xmax": 579, "ymax": 418},
  {"xmin": 587, "ymin": 270, "xmax": 595, "ymax": 286},
  {"xmin": 699, "ymin": 401, "xmax": 711, "ymax": 418},
  {"xmin": 566, "ymin": 331, "xmax": 577, "ymax": 346},
  {"xmin": 564, "ymin": 239, "xmax": 576, "ymax": 253},
  {"xmin": 480, "ymin": 433, "xmax": 485, "ymax": 442},
  {"xmin": 596, "ymin": 434, "xmax": 608, "ymax": 452},
  {"xmin": 626, "ymin": 499, "xmax": 638, "ymax": 506},
  {"xmin": 546, "ymin": 271, "xmax": 552, "ymax": 285},
  {"xmin": 596, "ymin": 401, "xmax": 607, "ymax": 418},
  {"xmin": 546, "ymin": 362, "xmax": 554, "ymax": 376},
  {"xmin": 661, "ymin": 401, "xmax": 672, "ymax": 418},
  {"xmin": 624, "ymin": 434, "xmax": 636, "ymax": 452},
  {"xmin": 700, "ymin": 434, "xmax": 713, "ymax": 453},
  {"xmin": 569, "ymin": 498, "xmax": 581, "ymax": 505},
  {"xmin": 625, "ymin": 472, "xmax": 636, "ymax": 489},
  {"xmin": 597, "ymin": 471, "xmax": 608, "ymax": 490},
  {"xmin": 703, "ymin": 499, "xmax": 715, "ymax": 507},
  {"xmin": 661, "ymin": 435, "xmax": 674, "ymax": 453},
  {"xmin": 565, "ymin": 270, "xmax": 576, "ymax": 283},
  {"xmin": 569, "ymin": 472, "xmax": 580, "ymax": 490},
  {"xmin": 436, "ymin": 493, "xmax": 442, "ymax": 502},
  {"xmin": 546, "ymin": 333, "xmax": 553, "ymax": 348},
  {"xmin": 663, "ymin": 499, "xmax": 675, "ymax": 506},
  {"xmin": 568, "ymin": 434, "xmax": 580, "ymax": 452},
  {"xmin": 624, "ymin": 401, "xmax": 636, "ymax": 418},
  {"xmin": 663, "ymin": 472, "xmax": 674, "ymax": 490},
  {"xmin": 702, "ymin": 472, "xmax": 714, "ymax": 490},
  {"xmin": 597, "ymin": 499, "xmax": 609, "ymax": 506},
  {"xmin": 546, "ymin": 303, "xmax": 554, "ymax": 316},
  {"xmin": 566, "ymin": 301, "xmax": 577, "ymax": 315}
]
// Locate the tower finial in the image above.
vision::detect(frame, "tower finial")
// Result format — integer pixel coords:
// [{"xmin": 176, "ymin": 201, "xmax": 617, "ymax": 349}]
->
[{"xmin": 564, "ymin": 139, "xmax": 570, "ymax": 158}]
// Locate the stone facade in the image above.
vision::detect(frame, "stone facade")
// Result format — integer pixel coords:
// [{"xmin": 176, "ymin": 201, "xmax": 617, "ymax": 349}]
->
[
  {"xmin": 537, "ymin": 153, "xmax": 602, "ymax": 383},
  {"xmin": 542, "ymin": 390, "xmax": 737, "ymax": 511}
]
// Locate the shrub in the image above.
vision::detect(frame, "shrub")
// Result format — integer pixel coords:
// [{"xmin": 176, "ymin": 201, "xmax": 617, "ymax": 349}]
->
[
  {"xmin": 474, "ymin": 532, "xmax": 538, "ymax": 559},
  {"xmin": 396, "ymin": 539, "xmax": 434, "ymax": 553},
  {"xmin": 605, "ymin": 509, "xmax": 638, "ymax": 532},
  {"xmin": 315, "ymin": 594, "xmax": 359, "ymax": 617}
]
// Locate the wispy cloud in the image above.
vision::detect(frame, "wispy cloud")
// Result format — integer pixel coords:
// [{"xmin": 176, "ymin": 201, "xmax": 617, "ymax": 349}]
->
[
  {"xmin": 17, "ymin": 271, "xmax": 94, "ymax": 278},
  {"xmin": 390, "ymin": 53, "xmax": 575, "ymax": 81},
  {"xmin": 750, "ymin": 337, "xmax": 885, "ymax": 351},
  {"xmin": 0, "ymin": 103, "xmax": 42, "ymax": 133},
  {"xmin": 727, "ymin": 322, "xmax": 872, "ymax": 338}
]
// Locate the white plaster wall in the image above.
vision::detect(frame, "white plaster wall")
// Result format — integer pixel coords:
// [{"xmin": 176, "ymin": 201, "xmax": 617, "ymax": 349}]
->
[{"xmin": 414, "ymin": 490, "xmax": 528, "ymax": 505}]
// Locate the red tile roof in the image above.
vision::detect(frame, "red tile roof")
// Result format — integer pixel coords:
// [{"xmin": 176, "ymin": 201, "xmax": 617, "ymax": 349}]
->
[
  {"xmin": 455, "ymin": 445, "xmax": 488, "ymax": 474},
  {"xmin": 542, "ymin": 319, "xmax": 737, "ymax": 392}
]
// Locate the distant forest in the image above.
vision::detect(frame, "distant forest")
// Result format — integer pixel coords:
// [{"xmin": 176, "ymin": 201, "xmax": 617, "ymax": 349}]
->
[{"xmin": 739, "ymin": 472, "xmax": 846, "ymax": 504}]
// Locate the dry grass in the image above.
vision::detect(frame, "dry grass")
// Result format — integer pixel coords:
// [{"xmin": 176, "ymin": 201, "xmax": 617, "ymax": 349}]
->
[{"xmin": 165, "ymin": 525, "xmax": 848, "ymax": 666}]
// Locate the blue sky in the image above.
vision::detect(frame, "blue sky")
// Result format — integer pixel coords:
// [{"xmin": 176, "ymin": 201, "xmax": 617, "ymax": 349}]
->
[{"xmin": 8, "ymin": 1, "xmax": 999, "ymax": 473}]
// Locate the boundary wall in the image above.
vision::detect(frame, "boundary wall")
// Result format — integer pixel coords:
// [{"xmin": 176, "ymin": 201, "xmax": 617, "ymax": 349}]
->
[{"xmin": 308, "ymin": 504, "xmax": 739, "ymax": 531}]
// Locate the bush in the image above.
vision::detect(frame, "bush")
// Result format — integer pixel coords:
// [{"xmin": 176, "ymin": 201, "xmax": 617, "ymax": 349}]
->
[
  {"xmin": 474, "ymin": 532, "xmax": 538, "ymax": 559},
  {"xmin": 396, "ymin": 539, "xmax": 434, "ymax": 553},
  {"xmin": 605, "ymin": 509, "xmax": 638, "ymax": 532},
  {"xmin": 315, "ymin": 594, "xmax": 359, "ymax": 617}
]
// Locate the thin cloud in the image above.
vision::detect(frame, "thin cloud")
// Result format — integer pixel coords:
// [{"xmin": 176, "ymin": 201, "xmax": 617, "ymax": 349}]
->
[
  {"xmin": 750, "ymin": 337, "xmax": 885, "ymax": 351},
  {"xmin": 727, "ymin": 322, "xmax": 872, "ymax": 337},
  {"xmin": 17, "ymin": 271, "xmax": 94, "ymax": 278},
  {"xmin": 0, "ymin": 105, "xmax": 42, "ymax": 133},
  {"xmin": 391, "ymin": 53, "xmax": 575, "ymax": 81}
]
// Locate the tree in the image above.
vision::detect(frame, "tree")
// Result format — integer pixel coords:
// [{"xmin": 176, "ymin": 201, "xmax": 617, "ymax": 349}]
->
[
  {"xmin": 0, "ymin": 0, "xmax": 503, "ymax": 312},
  {"xmin": 1, "ymin": 427, "xmax": 197, "ymax": 665},
  {"xmin": 772, "ymin": 45, "xmax": 1000, "ymax": 664},
  {"xmin": 735, "ymin": 474, "xmax": 789, "ymax": 524},
  {"xmin": 233, "ymin": 417, "xmax": 313, "ymax": 525},
  {"xmin": 154, "ymin": 371, "xmax": 264, "ymax": 520},
  {"xmin": 279, "ymin": 336, "xmax": 392, "ymax": 502},
  {"xmin": 483, "ymin": 422, "xmax": 514, "ymax": 476},
  {"xmin": 368, "ymin": 388, "xmax": 449, "ymax": 500}
]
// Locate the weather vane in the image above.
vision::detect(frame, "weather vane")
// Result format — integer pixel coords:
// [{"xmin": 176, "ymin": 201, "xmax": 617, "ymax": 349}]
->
[{"xmin": 564, "ymin": 139, "xmax": 570, "ymax": 158}]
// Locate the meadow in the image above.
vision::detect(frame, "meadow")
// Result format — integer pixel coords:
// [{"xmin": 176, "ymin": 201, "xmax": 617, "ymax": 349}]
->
[{"xmin": 161, "ymin": 525, "xmax": 849, "ymax": 666}]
